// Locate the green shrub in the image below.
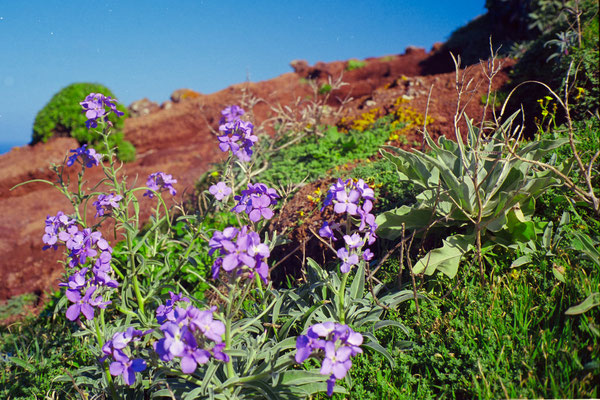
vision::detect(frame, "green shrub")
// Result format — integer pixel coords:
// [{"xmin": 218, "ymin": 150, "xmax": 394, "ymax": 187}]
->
[
  {"xmin": 346, "ymin": 59, "xmax": 367, "ymax": 71},
  {"xmin": 32, "ymin": 82, "xmax": 134, "ymax": 161}
]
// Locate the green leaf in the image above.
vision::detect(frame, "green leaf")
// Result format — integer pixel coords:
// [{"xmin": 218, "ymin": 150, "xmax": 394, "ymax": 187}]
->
[
  {"xmin": 413, "ymin": 234, "xmax": 474, "ymax": 278},
  {"xmin": 373, "ymin": 320, "xmax": 409, "ymax": 335},
  {"xmin": 510, "ymin": 255, "xmax": 532, "ymax": 268},
  {"xmin": 278, "ymin": 370, "xmax": 328, "ymax": 386},
  {"xmin": 362, "ymin": 340, "xmax": 395, "ymax": 368},
  {"xmin": 565, "ymin": 293, "xmax": 600, "ymax": 315},
  {"xmin": 376, "ymin": 206, "xmax": 438, "ymax": 239},
  {"xmin": 349, "ymin": 264, "xmax": 365, "ymax": 300},
  {"xmin": 8, "ymin": 357, "xmax": 34, "ymax": 372},
  {"xmin": 570, "ymin": 231, "xmax": 600, "ymax": 266},
  {"xmin": 552, "ymin": 264, "xmax": 566, "ymax": 283}
]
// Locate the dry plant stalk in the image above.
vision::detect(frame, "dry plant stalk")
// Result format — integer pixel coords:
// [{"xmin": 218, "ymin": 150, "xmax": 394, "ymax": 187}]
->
[
  {"xmin": 266, "ymin": 74, "xmax": 353, "ymax": 153},
  {"xmin": 498, "ymin": 62, "xmax": 600, "ymax": 216}
]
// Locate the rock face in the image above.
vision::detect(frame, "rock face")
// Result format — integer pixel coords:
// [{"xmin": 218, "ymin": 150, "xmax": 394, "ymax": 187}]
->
[
  {"xmin": 128, "ymin": 98, "xmax": 160, "ymax": 118},
  {"xmin": 170, "ymin": 88, "xmax": 201, "ymax": 103},
  {"xmin": 0, "ymin": 48, "xmax": 514, "ymax": 302}
]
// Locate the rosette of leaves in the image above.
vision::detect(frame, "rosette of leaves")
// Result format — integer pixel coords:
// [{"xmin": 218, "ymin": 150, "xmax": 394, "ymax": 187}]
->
[
  {"xmin": 32, "ymin": 82, "xmax": 135, "ymax": 162},
  {"xmin": 376, "ymin": 111, "xmax": 570, "ymax": 278}
]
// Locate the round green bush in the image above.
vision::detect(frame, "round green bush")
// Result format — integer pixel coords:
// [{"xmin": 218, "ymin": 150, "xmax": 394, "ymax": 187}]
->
[{"xmin": 32, "ymin": 82, "xmax": 134, "ymax": 161}]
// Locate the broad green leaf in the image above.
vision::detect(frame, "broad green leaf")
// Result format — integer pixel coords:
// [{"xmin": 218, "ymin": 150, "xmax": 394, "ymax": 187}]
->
[
  {"xmin": 565, "ymin": 293, "xmax": 600, "ymax": 315},
  {"xmin": 376, "ymin": 206, "xmax": 438, "ymax": 239},
  {"xmin": 413, "ymin": 234, "xmax": 474, "ymax": 278},
  {"xmin": 510, "ymin": 255, "xmax": 532, "ymax": 268}
]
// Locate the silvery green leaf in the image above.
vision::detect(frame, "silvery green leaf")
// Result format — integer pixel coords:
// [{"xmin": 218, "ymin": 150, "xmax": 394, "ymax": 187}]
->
[
  {"xmin": 510, "ymin": 255, "xmax": 532, "ymax": 268},
  {"xmin": 413, "ymin": 234, "xmax": 474, "ymax": 278},
  {"xmin": 373, "ymin": 320, "xmax": 409, "ymax": 335},
  {"xmin": 570, "ymin": 231, "xmax": 600, "ymax": 266},
  {"xmin": 362, "ymin": 340, "xmax": 395, "ymax": 368},
  {"xmin": 565, "ymin": 293, "xmax": 600, "ymax": 315},
  {"xmin": 349, "ymin": 264, "xmax": 365, "ymax": 300}
]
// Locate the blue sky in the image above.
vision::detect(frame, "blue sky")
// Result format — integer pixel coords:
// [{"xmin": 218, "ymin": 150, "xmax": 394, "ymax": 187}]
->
[{"xmin": 0, "ymin": 0, "xmax": 486, "ymax": 151}]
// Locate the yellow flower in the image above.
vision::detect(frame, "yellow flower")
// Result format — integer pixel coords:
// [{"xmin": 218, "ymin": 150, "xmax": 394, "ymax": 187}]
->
[{"xmin": 575, "ymin": 87, "xmax": 586, "ymax": 100}]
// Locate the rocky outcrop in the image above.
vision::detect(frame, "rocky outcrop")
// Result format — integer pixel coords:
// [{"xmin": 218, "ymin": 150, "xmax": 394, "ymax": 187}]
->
[{"xmin": 128, "ymin": 98, "xmax": 160, "ymax": 118}]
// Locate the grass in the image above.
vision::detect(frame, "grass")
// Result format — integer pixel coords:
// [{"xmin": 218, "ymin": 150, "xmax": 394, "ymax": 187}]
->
[{"xmin": 0, "ymin": 293, "xmax": 96, "ymax": 399}]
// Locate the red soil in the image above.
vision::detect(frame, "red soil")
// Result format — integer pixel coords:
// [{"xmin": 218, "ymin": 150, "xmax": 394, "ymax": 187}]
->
[{"xmin": 0, "ymin": 46, "xmax": 514, "ymax": 307}]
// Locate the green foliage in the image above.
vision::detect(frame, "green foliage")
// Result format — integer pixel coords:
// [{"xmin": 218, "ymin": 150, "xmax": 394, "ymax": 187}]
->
[
  {"xmin": 376, "ymin": 112, "xmax": 569, "ymax": 278},
  {"xmin": 346, "ymin": 59, "xmax": 366, "ymax": 71},
  {"xmin": 259, "ymin": 122, "xmax": 392, "ymax": 186},
  {"xmin": 32, "ymin": 82, "xmax": 134, "ymax": 161},
  {"xmin": 346, "ymin": 158, "xmax": 415, "ymax": 213},
  {"xmin": 318, "ymin": 83, "xmax": 332, "ymax": 95},
  {"xmin": 0, "ymin": 293, "xmax": 35, "ymax": 321},
  {"xmin": 0, "ymin": 294, "xmax": 95, "ymax": 398}
]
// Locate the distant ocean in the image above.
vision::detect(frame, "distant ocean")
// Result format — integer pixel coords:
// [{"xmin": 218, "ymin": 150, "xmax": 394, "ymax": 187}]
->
[{"xmin": 0, "ymin": 142, "xmax": 26, "ymax": 155}]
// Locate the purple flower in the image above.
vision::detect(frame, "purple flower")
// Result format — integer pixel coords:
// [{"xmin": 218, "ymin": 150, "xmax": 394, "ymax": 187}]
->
[
  {"xmin": 334, "ymin": 189, "xmax": 360, "ymax": 215},
  {"xmin": 67, "ymin": 145, "xmax": 102, "ymax": 168},
  {"xmin": 318, "ymin": 221, "xmax": 338, "ymax": 241},
  {"xmin": 232, "ymin": 183, "xmax": 279, "ymax": 223},
  {"xmin": 217, "ymin": 112, "xmax": 258, "ymax": 162},
  {"xmin": 337, "ymin": 247, "xmax": 359, "ymax": 274},
  {"xmin": 209, "ymin": 181, "xmax": 232, "ymax": 201},
  {"xmin": 65, "ymin": 286, "xmax": 104, "ymax": 321},
  {"xmin": 209, "ymin": 226, "xmax": 270, "ymax": 283},
  {"xmin": 248, "ymin": 194, "xmax": 274, "ymax": 222},
  {"xmin": 219, "ymin": 105, "xmax": 245, "ymax": 124},
  {"xmin": 188, "ymin": 306, "xmax": 226, "ymax": 343},
  {"xmin": 144, "ymin": 172, "xmax": 177, "ymax": 198},
  {"xmin": 156, "ymin": 291, "xmax": 190, "ymax": 324},
  {"xmin": 93, "ymin": 193, "xmax": 123, "ymax": 217},
  {"xmin": 109, "ymin": 352, "xmax": 147, "ymax": 385},
  {"xmin": 295, "ymin": 322, "xmax": 363, "ymax": 397},
  {"xmin": 321, "ymin": 342, "xmax": 352, "ymax": 379},
  {"xmin": 102, "ymin": 328, "xmax": 150, "ymax": 385},
  {"xmin": 154, "ymin": 302, "xmax": 228, "ymax": 374},
  {"xmin": 343, "ymin": 233, "xmax": 363, "ymax": 249},
  {"xmin": 80, "ymin": 92, "xmax": 125, "ymax": 129}
]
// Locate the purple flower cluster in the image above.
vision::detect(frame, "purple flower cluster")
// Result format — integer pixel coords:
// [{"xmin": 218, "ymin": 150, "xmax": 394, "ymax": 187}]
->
[
  {"xmin": 80, "ymin": 92, "xmax": 125, "ymax": 129},
  {"xmin": 217, "ymin": 106, "xmax": 257, "ymax": 162},
  {"xmin": 219, "ymin": 105, "xmax": 245, "ymax": 124},
  {"xmin": 101, "ymin": 327, "xmax": 151, "ymax": 385},
  {"xmin": 43, "ymin": 211, "xmax": 117, "ymax": 321},
  {"xmin": 154, "ymin": 298, "xmax": 229, "ymax": 374},
  {"xmin": 209, "ymin": 181, "xmax": 232, "ymax": 201},
  {"xmin": 143, "ymin": 172, "xmax": 177, "ymax": 198},
  {"xmin": 156, "ymin": 291, "xmax": 190, "ymax": 324},
  {"xmin": 209, "ymin": 226, "xmax": 270, "ymax": 283},
  {"xmin": 295, "ymin": 322, "xmax": 363, "ymax": 397},
  {"xmin": 320, "ymin": 179, "xmax": 378, "ymax": 273},
  {"xmin": 66, "ymin": 145, "xmax": 102, "ymax": 168},
  {"xmin": 93, "ymin": 193, "xmax": 123, "ymax": 217},
  {"xmin": 232, "ymin": 183, "xmax": 279, "ymax": 223}
]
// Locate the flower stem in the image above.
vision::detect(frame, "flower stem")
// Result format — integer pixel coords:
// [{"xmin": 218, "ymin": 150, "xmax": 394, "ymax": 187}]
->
[
  {"xmin": 338, "ymin": 272, "xmax": 349, "ymax": 324},
  {"xmin": 94, "ymin": 317, "xmax": 118, "ymax": 399},
  {"xmin": 224, "ymin": 284, "xmax": 237, "ymax": 379}
]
